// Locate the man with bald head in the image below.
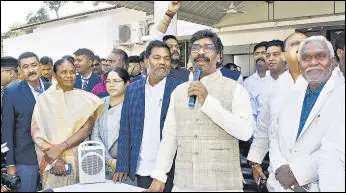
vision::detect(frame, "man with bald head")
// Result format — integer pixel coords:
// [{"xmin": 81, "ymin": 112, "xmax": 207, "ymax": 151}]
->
[{"xmin": 247, "ymin": 32, "xmax": 308, "ymax": 186}]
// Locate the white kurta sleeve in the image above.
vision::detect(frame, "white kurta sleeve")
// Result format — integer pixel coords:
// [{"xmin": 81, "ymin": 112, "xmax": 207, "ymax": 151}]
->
[
  {"xmin": 151, "ymin": 92, "xmax": 178, "ymax": 183},
  {"xmin": 247, "ymin": 91, "xmax": 271, "ymax": 163},
  {"xmin": 200, "ymin": 84, "xmax": 253, "ymax": 141}
]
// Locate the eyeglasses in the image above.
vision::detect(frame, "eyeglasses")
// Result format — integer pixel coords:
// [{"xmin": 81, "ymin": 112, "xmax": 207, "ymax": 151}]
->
[
  {"xmin": 191, "ymin": 44, "xmax": 216, "ymax": 53},
  {"xmin": 105, "ymin": 79, "xmax": 124, "ymax": 84}
]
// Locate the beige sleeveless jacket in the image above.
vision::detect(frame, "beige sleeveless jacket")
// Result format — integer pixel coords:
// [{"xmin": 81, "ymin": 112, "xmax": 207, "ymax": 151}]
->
[{"xmin": 172, "ymin": 71, "xmax": 243, "ymax": 190}]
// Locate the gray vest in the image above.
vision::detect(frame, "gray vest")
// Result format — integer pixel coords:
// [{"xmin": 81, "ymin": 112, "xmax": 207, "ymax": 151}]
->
[{"xmin": 173, "ymin": 72, "xmax": 243, "ymax": 190}]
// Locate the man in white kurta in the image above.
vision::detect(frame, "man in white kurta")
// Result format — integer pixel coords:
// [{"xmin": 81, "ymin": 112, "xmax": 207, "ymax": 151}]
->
[
  {"xmin": 147, "ymin": 30, "xmax": 253, "ymax": 192},
  {"xmin": 267, "ymin": 36, "xmax": 344, "ymax": 192},
  {"xmin": 247, "ymin": 40, "xmax": 292, "ymax": 175},
  {"xmin": 247, "ymin": 33, "xmax": 308, "ymax": 183}
]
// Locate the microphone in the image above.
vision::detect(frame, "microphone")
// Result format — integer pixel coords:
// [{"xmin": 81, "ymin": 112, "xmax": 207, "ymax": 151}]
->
[{"xmin": 188, "ymin": 66, "xmax": 203, "ymax": 108}]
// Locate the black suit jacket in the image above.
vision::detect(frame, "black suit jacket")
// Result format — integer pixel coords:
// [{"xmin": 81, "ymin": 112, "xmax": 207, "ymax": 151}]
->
[
  {"xmin": 1, "ymin": 80, "xmax": 51, "ymax": 165},
  {"xmin": 74, "ymin": 72, "xmax": 102, "ymax": 92}
]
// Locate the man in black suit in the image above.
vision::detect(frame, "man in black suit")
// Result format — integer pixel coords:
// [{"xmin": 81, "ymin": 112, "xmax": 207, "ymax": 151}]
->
[
  {"xmin": 1, "ymin": 52, "xmax": 51, "ymax": 192},
  {"xmin": 73, "ymin": 48, "xmax": 101, "ymax": 92}
]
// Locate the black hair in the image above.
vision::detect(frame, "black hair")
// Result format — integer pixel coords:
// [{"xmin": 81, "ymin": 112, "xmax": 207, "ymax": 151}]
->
[
  {"xmin": 189, "ymin": 29, "xmax": 223, "ymax": 54},
  {"xmin": 40, "ymin": 56, "xmax": 53, "ymax": 65},
  {"xmin": 224, "ymin": 63, "xmax": 237, "ymax": 69},
  {"xmin": 128, "ymin": 56, "xmax": 141, "ymax": 63},
  {"xmin": 93, "ymin": 55, "xmax": 101, "ymax": 62},
  {"xmin": 62, "ymin": 55, "xmax": 75, "ymax": 63},
  {"xmin": 267, "ymin": 40, "xmax": 285, "ymax": 52},
  {"xmin": 53, "ymin": 58, "xmax": 75, "ymax": 74},
  {"xmin": 100, "ymin": 58, "xmax": 106, "ymax": 62},
  {"xmin": 111, "ymin": 48, "xmax": 129, "ymax": 65},
  {"xmin": 104, "ymin": 67, "xmax": 130, "ymax": 83},
  {"xmin": 18, "ymin": 52, "xmax": 39, "ymax": 67},
  {"xmin": 163, "ymin": 35, "xmax": 178, "ymax": 43},
  {"xmin": 145, "ymin": 40, "xmax": 171, "ymax": 58},
  {"xmin": 254, "ymin": 41, "xmax": 268, "ymax": 53},
  {"xmin": 139, "ymin": 51, "xmax": 145, "ymax": 62},
  {"xmin": 73, "ymin": 48, "xmax": 95, "ymax": 61}
]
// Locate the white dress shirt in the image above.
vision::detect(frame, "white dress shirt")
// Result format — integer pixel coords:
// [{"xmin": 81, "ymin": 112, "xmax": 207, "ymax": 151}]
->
[
  {"xmin": 247, "ymin": 70, "xmax": 294, "ymax": 163},
  {"xmin": 151, "ymin": 70, "xmax": 253, "ymax": 186},
  {"xmin": 318, "ymin": 84, "xmax": 345, "ymax": 192},
  {"xmin": 28, "ymin": 79, "xmax": 45, "ymax": 101},
  {"xmin": 243, "ymin": 70, "xmax": 270, "ymax": 129},
  {"xmin": 136, "ymin": 78, "xmax": 166, "ymax": 176}
]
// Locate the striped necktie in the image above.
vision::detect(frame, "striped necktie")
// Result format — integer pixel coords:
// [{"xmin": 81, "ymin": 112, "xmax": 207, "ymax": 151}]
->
[{"xmin": 82, "ymin": 77, "xmax": 89, "ymax": 90}]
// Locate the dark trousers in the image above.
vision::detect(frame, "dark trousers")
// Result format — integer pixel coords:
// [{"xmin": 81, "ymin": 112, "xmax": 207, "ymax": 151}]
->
[
  {"xmin": 136, "ymin": 174, "xmax": 174, "ymax": 192},
  {"xmin": 16, "ymin": 164, "xmax": 39, "ymax": 192}
]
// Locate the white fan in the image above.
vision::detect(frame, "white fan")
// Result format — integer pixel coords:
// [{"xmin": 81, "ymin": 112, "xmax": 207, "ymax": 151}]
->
[
  {"xmin": 78, "ymin": 141, "xmax": 106, "ymax": 184},
  {"xmin": 221, "ymin": 1, "xmax": 245, "ymax": 14}
]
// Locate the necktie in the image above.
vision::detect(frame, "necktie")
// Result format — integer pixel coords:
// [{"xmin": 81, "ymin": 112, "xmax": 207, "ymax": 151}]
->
[{"xmin": 82, "ymin": 78, "xmax": 89, "ymax": 90}]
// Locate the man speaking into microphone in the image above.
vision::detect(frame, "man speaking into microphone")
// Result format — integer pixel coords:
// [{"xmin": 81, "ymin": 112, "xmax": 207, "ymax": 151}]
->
[{"xmin": 146, "ymin": 29, "xmax": 254, "ymax": 192}]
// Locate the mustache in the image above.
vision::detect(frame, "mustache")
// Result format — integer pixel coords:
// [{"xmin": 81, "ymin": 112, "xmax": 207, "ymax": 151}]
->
[
  {"xmin": 305, "ymin": 66, "xmax": 324, "ymax": 72},
  {"xmin": 171, "ymin": 50, "xmax": 180, "ymax": 56},
  {"xmin": 256, "ymin": 58, "xmax": 266, "ymax": 64},
  {"xmin": 28, "ymin": 72, "xmax": 37, "ymax": 77},
  {"xmin": 194, "ymin": 56, "xmax": 210, "ymax": 63}
]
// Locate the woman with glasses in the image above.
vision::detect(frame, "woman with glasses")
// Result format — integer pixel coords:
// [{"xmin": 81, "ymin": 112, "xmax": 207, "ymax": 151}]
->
[{"xmin": 91, "ymin": 68, "xmax": 133, "ymax": 182}]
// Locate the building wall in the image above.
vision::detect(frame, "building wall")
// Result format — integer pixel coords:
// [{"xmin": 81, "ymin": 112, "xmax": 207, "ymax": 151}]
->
[
  {"xmin": 216, "ymin": 14, "xmax": 344, "ymax": 77},
  {"xmin": 3, "ymin": 8, "xmax": 146, "ymax": 61}
]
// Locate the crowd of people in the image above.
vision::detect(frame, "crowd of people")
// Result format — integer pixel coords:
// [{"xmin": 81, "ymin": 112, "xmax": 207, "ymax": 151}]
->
[{"xmin": 1, "ymin": 1, "xmax": 345, "ymax": 192}]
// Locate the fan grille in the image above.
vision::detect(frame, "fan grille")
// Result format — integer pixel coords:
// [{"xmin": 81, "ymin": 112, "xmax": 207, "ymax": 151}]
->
[{"xmin": 81, "ymin": 154, "xmax": 103, "ymax": 175}]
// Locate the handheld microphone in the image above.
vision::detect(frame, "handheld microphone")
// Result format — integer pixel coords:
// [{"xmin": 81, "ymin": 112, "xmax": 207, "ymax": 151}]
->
[{"xmin": 188, "ymin": 66, "xmax": 203, "ymax": 108}]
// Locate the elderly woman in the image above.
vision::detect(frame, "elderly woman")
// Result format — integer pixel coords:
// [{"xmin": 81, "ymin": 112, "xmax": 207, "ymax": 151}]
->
[
  {"xmin": 31, "ymin": 58, "xmax": 105, "ymax": 189},
  {"xmin": 91, "ymin": 68, "xmax": 134, "ymax": 181}
]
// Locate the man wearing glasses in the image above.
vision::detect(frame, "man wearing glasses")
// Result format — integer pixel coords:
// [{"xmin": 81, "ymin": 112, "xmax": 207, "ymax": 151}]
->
[{"xmin": 147, "ymin": 29, "xmax": 253, "ymax": 191}]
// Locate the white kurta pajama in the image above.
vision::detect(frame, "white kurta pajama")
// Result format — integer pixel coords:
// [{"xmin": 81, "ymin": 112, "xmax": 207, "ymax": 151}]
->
[{"xmin": 151, "ymin": 70, "xmax": 253, "ymax": 191}]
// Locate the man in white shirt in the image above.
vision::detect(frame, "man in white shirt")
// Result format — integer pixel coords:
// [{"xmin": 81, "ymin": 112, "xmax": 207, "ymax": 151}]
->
[
  {"xmin": 318, "ymin": 44, "xmax": 345, "ymax": 192},
  {"xmin": 247, "ymin": 33, "xmax": 308, "ymax": 184},
  {"xmin": 268, "ymin": 36, "xmax": 344, "ymax": 192},
  {"xmin": 244, "ymin": 41, "xmax": 269, "ymax": 131},
  {"xmin": 147, "ymin": 29, "xmax": 253, "ymax": 192},
  {"xmin": 114, "ymin": 40, "xmax": 183, "ymax": 192}
]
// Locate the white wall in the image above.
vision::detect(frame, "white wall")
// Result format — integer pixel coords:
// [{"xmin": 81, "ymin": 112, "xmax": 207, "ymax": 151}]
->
[{"xmin": 3, "ymin": 8, "xmax": 146, "ymax": 61}]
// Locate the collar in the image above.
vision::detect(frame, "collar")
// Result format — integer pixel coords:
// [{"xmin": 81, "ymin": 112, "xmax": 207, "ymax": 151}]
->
[
  {"xmin": 146, "ymin": 76, "xmax": 167, "ymax": 88},
  {"xmin": 200, "ymin": 70, "xmax": 222, "ymax": 85},
  {"xmin": 81, "ymin": 71, "xmax": 92, "ymax": 80},
  {"xmin": 28, "ymin": 78, "xmax": 45, "ymax": 92},
  {"xmin": 306, "ymin": 83, "xmax": 326, "ymax": 96}
]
